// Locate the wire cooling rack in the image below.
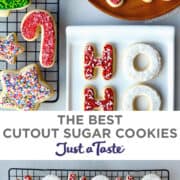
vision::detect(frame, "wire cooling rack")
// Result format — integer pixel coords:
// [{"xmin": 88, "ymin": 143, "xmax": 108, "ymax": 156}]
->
[
  {"xmin": 0, "ymin": 0, "xmax": 60, "ymax": 103},
  {"xmin": 8, "ymin": 169, "xmax": 169, "ymax": 180}
]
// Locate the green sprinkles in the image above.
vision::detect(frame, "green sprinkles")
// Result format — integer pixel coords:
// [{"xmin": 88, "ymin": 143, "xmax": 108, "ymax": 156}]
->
[{"xmin": 0, "ymin": 0, "xmax": 30, "ymax": 10}]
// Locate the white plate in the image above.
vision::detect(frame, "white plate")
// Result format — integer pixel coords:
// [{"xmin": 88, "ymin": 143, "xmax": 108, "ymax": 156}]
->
[{"xmin": 66, "ymin": 26, "xmax": 175, "ymax": 111}]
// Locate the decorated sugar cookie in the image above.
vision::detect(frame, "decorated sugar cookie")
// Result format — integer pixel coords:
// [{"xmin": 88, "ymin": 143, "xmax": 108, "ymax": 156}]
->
[
  {"xmin": 84, "ymin": 44, "xmax": 114, "ymax": 80},
  {"xmin": 43, "ymin": 175, "xmax": 60, "ymax": 180},
  {"xmin": 142, "ymin": 174, "xmax": 161, "ymax": 180},
  {"xmin": 92, "ymin": 175, "xmax": 109, "ymax": 180},
  {"xmin": 21, "ymin": 10, "xmax": 56, "ymax": 68},
  {"xmin": 0, "ymin": 33, "xmax": 24, "ymax": 64},
  {"xmin": 81, "ymin": 177, "xmax": 87, "ymax": 180},
  {"xmin": 84, "ymin": 87, "xmax": 115, "ymax": 111},
  {"xmin": 106, "ymin": 0, "xmax": 124, "ymax": 7},
  {"xmin": 122, "ymin": 84, "xmax": 161, "ymax": 111},
  {"xmin": 126, "ymin": 176, "xmax": 134, "ymax": 180},
  {"xmin": 24, "ymin": 176, "xmax": 32, "ymax": 180},
  {"xmin": 68, "ymin": 173, "xmax": 76, "ymax": 180},
  {"xmin": 0, "ymin": 0, "xmax": 31, "ymax": 17},
  {"xmin": 124, "ymin": 43, "xmax": 162, "ymax": 82},
  {"xmin": 0, "ymin": 64, "xmax": 54, "ymax": 111}
]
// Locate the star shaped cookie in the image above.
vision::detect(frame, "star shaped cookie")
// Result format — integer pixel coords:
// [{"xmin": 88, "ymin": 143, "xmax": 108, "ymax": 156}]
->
[
  {"xmin": 0, "ymin": 64, "xmax": 55, "ymax": 111},
  {"xmin": 0, "ymin": 33, "xmax": 24, "ymax": 64}
]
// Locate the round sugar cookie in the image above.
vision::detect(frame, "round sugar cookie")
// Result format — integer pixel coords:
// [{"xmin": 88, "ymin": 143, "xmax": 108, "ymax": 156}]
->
[
  {"xmin": 122, "ymin": 84, "xmax": 161, "ymax": 111},
  {"xmin": 142, "ymin": 174, "xmax": 161, "ymax": 180},
  {"xmin": 124, "ymin": 43, "xmax": 162, "ymax": 82},
  {"xmin": 43, "ymin": 175, "xmax": 60, "ymax": 180},
  {"xmin": 92, "ymin": 175, "xmax": 109, "ymax": 180}
]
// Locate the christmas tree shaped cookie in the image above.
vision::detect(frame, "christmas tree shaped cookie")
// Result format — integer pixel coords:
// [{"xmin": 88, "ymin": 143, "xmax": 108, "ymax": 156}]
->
[{"xmin": 0, "ymin": 0, "xmax": 31, "ymax": 17}]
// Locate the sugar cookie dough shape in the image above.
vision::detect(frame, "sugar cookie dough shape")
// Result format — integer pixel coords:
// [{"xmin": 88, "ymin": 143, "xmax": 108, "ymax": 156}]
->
[
  {"xmin": 0, "ymin": 0, "xmax": 31, "ymax": 17},
  {"xmin": 92, "ymin": 175, "xmax": 109, "ymax": 180},
  {"xmin": 42, "ymin": 175, "xmax": 60, "ymax": 180},
  {"xmin": 0, "ymin": 64, "xmax": 54, "ymax": 111},
  {"xmin": 84, "ymin": 87, "xmax": 115, "ymax": 111},
  {"xmin": 124, "ymin": 43, "xmax": 162, "ymax": 82},
  {"xmin": 142, "ymin": 174, "xmax": 161, "ymax": 180},
  {"xmin": 0, "ymin": 33, "xmax": 24, "ymax": 64},
  {"xmin": 21, "ymin": 9, "xmax": 57, "ymax": 68},
  {"xmin": 122, "ymin": 84, "xmax": 161, "ymax": 111},
  {"xmin": 84, "ymin": 43, "xmax": 114, "ymax": 80}
]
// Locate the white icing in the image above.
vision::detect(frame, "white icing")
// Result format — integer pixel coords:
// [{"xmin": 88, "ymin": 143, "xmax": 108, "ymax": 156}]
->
[
  {"xmin": 124, "ymin": 43, "xmax": 162, "ymax": 82},
  {"xmin": 142, "ymin": 174, "xmax": 161, "ymax": 180},
  {"xmin": 42, "ymin": 175, "xmax": 60, "ymax": 180},
  {"xmin": 122, "ymin": 85, "xmax": 161, "ymax": 111},
  {"xmin": 92, "ymin": 175, "xmax": 109, "ymax": 180}
]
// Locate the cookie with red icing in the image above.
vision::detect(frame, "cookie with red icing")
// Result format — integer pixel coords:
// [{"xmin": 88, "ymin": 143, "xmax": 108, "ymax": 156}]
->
[
  {"xmin": 68, "ymin": 173, "xmax": 76, "ymax": 180},
  {"xmin": 21, "ymin": 10, "xmax": 56, "ymax": 68},
  {"xmin": 106, "ymin": 0, "xmax": 124, "ymax": 7},
  {"xmin": 84, "ymin": 44, "xmax": 114, "ymax": 80},
  {"xmin": 84, "ymin": 87, "xmax": 115, "ymax": 111}
]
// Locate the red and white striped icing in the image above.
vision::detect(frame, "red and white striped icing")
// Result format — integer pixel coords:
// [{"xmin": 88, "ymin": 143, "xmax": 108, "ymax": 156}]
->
[
  {"xmin": 84, "ymin": 87, "xmax": 114, "ymax": 111},
  {"xmin": 21, "ymin": 10, "xmax": 56, "ymax": 68},
  {"xmin": 84, "ymin": 44, "xmax": 114, "ymax": 80}
]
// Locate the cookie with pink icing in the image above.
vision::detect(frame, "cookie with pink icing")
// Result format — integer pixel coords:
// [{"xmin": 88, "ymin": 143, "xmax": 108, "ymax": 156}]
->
[
  {"xmin": 0, "ymin": 33, "xmax": 24, "ymax": 64},
  {"xmin": 21, "ymin": 10, "xmax": 56, "ymax": 68},
  {"xmin": 84, "ymin": 87, "xmax": 115, "ymax": 111},
  {"xmin": 84, "ymin": 44, "xmax": 114, "ymax": 80},
  {"xmin": 106, "ymin": 0, "xmax": 124, "ymax": 7}
]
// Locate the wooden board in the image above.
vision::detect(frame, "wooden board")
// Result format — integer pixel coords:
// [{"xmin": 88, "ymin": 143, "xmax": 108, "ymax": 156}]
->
[{"xmin": 88, "ymin": 0, "xmax": 180, "ymax": 20}]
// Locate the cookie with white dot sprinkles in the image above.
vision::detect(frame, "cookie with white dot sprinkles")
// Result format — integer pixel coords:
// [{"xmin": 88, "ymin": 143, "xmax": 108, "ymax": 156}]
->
[
  {"xmin": 0, "ymin": 63, "xmax": 55, "ymax": 111},
  {"xmin": 122, "ymin": 84, "xmax": 161, "ymax": 111},
  {"xmin": 124, "ymin": 43, "xmax": 162, "ymax": 82},
  {"xmin": 21, "ymin": 9, "xmax": 56, "ymax": 68}
]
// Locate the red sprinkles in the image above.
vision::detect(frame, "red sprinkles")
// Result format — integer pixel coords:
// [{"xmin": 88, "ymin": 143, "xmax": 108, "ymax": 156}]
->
[
  {"xmin": 21, "ymin": 10, "xmax": 56, "ymax": 68},
  {"xmin": 84, "ymin": 44, "xmax": 114, "ymax": 80},
  {"xmin": 84, "ymin": 87, "xmax": 115, "ymax": 111}
]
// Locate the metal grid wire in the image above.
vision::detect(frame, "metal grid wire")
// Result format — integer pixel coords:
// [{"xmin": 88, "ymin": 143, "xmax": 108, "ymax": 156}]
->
[
  {"xmin": 0, "ymin": 0, "xmax": 60, "ymax": 103},
  {"xmin": 8, "ymin": 169, "xmax": 169, "ymax": 180}
]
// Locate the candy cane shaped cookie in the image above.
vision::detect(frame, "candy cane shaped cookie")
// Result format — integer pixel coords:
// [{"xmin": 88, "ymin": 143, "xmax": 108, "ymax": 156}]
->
[
  {"xmin": 21, "ymin": 10, "xmax": 56, "ymax": 68},
  {"xmin": 84, "ymin": 87, "xmax": 115, "ymax": 111},
  {"xmin": 84, "ymin": 44, "xmax": 114, "ymax": 80}
]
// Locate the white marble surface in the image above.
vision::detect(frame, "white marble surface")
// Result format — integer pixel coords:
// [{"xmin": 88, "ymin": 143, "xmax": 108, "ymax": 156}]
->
[
  {"xmin": 47, "ymin": 0, "xmax": 179, "ymax": 110},
  {"xmin": 0, "ymin": 161, "xmax": 180, "ymax": 180}
]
